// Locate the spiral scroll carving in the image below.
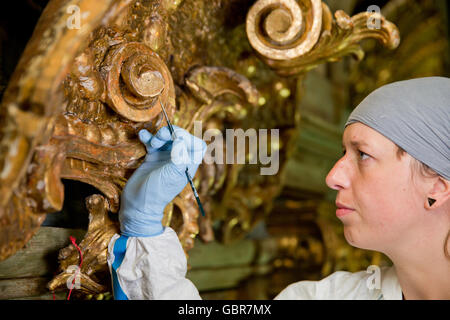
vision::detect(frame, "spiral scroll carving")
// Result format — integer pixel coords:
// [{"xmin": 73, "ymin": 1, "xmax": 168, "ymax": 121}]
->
[
  {"xmin": 101, "ymin": 42, "xmax": 176, "ymax": 122},
  {"xmin": 246, "ymin": 0, "xmax": 323, "ymax": 60}
]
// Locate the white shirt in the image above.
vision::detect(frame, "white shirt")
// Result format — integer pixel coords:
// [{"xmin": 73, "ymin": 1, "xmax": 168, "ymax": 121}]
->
[
  {"xmin": 107, "ymin": 227, "xmax": 403, "ymax": 300},
  {"xmin": 274, "ymin": 263, "xmax": 402, "ymax": 300}
]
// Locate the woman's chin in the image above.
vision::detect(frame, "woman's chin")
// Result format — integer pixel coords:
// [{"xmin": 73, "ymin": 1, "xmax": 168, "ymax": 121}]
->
[
  {"xmin": 343, "ymin": 226, "xmax": 370, "ymax": 250},
  {"xmin": 343, "ymin": 227, "xmax": 355, "ymax": 245}
]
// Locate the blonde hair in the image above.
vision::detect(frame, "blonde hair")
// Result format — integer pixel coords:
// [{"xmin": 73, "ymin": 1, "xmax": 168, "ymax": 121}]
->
[{"xmin": 397, "ymin": 146, "xmax": 450, "ymax": 260}]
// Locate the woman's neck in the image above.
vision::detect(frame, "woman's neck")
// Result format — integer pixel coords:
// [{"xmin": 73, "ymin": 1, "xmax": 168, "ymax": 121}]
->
[{"xmin": 387, "ymin": 241, "xmax": 450, "ymax": 300}]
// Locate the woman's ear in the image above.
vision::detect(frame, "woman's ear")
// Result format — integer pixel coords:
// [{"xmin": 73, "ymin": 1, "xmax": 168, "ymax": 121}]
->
[{"xmin": 426, "ymin": 177, "xmax": 450, "ymax": 209}]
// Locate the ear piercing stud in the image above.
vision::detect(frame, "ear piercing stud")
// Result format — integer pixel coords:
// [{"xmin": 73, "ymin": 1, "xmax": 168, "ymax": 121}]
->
[{"xmin": 428, "ymin": 198, "xmax": 436, "ymax": 207}]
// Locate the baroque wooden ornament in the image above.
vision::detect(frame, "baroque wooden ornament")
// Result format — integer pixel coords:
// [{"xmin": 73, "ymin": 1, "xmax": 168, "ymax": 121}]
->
[{"xmin": 0, "ymin": 0, "xmax": 399, "ymax": 295}]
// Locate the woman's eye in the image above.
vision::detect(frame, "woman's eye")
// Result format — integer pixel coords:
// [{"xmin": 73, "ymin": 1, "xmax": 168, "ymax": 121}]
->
[
  {"xmin": 342, "ymin": 148, "xmax": 369, "ymax": 160},
  {"xmin": 359, "ymin": 151, "xmax": 370, "ymax": 160}
]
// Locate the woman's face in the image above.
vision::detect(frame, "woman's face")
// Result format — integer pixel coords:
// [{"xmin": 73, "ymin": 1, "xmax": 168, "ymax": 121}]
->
[{"xmin": 326, "ymin": 122, "xmax": 428, "ymax": 253}]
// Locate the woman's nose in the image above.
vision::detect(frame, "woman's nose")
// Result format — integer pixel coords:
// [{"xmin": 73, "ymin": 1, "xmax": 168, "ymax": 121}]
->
[{"xmin": 326, "ymin": 157, "xmax": 350, "ymax": 191}]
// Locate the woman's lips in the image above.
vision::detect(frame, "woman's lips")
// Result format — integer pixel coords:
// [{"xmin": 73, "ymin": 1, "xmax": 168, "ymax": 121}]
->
[
  {"xmin": 336, "ymin": 202, "xmax": 355, "ymax": 217},
  {"xmin": 336, "ymin": 208, "xmax": 355, "ymax": 217}
]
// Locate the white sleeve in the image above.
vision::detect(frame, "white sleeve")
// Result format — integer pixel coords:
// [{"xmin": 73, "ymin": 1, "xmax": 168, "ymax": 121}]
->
[{"xmin": 107, "ymin": 227, "xmax": 202, "ymax": 300}]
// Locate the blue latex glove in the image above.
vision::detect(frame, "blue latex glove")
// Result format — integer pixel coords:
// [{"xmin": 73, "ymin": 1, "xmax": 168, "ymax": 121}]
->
[{"xmin": 119, "ymin": 125, "xmax": 207, "ymax": 237}]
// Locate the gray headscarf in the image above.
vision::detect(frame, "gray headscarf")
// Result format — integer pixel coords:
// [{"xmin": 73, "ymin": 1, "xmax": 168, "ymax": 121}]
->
[{"xmin": 345, "ymin": 77, "xmax": 450, "ymax": 180}]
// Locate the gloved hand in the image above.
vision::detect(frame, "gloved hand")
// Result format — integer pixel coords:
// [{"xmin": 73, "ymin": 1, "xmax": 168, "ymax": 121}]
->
[{"xmin": 119, "ymin": 125, "xmax": 207, "ymax": 237}]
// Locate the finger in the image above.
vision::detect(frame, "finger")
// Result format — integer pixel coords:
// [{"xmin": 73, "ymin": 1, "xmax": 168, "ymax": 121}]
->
[
  {"xmin": 138, "ymin": 129, "xmax": 152, "ymax": 144},
  {"xmin": 150, "ymin": 126, "xmax": 173, "ymax": 149},
  {"xmin": 170, "ymin": 125, "xmax": 206, "ymax": 152},
  {"xmin": 169, "ymin": 126, "xmax": 207, "ymax": 165},
  {"xmin": 170, "ymin": 137, "xmax": 207, "ymax": 176},
  {"xmin": 150, "ymin": 136, "xmax": 168, "ymax": 149},
  {"xmin": 153, "ymin": 126, "xmax": 173, "ymax": 142},
  {"xmin": 138, "ymin": 129, "xmax": 158, "ymax": 154},
  {"xmin": 152, "ymin": 125, "xmax": 205, "ymax": 153}
]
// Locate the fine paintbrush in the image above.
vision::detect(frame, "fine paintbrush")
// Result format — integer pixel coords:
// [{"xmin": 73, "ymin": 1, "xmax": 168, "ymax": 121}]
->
[{"xmin": 159, "ymin": 100, "xmax": 206, "ymax": 217}]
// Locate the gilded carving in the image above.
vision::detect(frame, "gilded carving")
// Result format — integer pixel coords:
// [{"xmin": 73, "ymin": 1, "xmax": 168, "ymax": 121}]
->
[{"xmin": 246, "ymin": 0, "xmax": 400, "ymax": 76}]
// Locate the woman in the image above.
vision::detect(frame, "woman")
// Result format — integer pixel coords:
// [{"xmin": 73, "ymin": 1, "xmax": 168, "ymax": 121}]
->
[{"xmin": 107, "ymin": 76, "xmax": 450, "ymax": 300}]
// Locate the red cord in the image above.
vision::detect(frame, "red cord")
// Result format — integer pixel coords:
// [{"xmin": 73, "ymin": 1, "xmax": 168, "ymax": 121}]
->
[{"xmin": 67, "ymin": 236, "xmax": 83, "ymax": 300}]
